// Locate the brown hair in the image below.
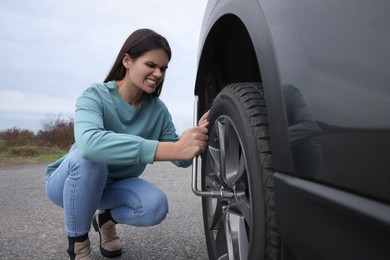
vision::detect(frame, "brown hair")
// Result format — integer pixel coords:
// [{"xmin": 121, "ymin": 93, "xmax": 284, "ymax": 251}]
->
[{"xmin": 104, "ymin": 29, "xmax": 172, "ymax": 97}]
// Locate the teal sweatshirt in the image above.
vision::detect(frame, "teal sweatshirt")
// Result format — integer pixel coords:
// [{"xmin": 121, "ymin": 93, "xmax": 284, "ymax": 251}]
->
[{"xmin": 45, "ymin": 81, "xmax": 191, "ymax": 180}]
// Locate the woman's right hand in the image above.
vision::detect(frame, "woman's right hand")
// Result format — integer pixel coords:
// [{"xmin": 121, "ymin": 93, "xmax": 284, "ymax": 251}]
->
[
  {"xmin": 154, "ymin": 121, "xmax": 209, "ymax": 162},
  {"xmin": 174, "ymin": 122, "xmax": 209, "ymax": 160}
]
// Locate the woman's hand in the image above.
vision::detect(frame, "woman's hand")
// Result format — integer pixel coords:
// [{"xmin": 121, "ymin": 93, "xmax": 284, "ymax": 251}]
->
[
  {"xmin": 174, "ymin": 121, "xmax": 209, "ymax": 160},
  {"xmin": 154, "ymin": 110, "xmax": 210, "ymax": 161},
  {"xmin": 198, "ymin": 110, "xmax": 209, "ymax": 126},
  {"xmin": 174, "ymin": 110, "xmax": 210, "ymax": 159}
]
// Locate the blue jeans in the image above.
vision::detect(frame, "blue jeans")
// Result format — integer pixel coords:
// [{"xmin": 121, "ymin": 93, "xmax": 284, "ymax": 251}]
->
[{"xmin": 45, "ymin": 148, "xmax": 168, "ymax": 237}]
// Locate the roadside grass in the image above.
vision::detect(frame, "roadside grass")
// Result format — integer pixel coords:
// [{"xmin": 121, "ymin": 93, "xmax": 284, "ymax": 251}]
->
[{"xmin": 0, "ymin": 143, "xmax": 67, "ymax": 166}]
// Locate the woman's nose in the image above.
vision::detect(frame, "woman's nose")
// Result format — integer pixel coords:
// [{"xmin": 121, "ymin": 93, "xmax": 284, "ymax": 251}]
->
[{"xmin": 153, "ymin": 67, "xmax": 163, "ymax": 77}]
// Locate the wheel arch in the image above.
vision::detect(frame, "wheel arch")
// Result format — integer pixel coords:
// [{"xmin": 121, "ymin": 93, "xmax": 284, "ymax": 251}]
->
[
  {"xmin": 194, "ymin": 14, "xmax": 261, "ymax": 109},
  {"xmin": 195, "ymin": 8, "xmax": 294, "ymax": 173}
]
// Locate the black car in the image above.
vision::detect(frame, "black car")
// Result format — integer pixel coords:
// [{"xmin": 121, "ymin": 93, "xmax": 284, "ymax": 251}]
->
[{"xmin": 191, "ymin": 0, "xmax": 390, "ymax": 259}]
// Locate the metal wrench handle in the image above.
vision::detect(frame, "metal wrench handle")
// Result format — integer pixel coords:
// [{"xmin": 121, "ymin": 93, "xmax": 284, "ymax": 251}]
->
[{"xmin": 191, "ymin": 96, "xmax": 234, "ymax": 198}]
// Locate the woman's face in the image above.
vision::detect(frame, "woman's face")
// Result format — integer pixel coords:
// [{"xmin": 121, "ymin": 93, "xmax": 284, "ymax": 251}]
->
[{"xmin": 125, "ymin": 48, "xmax": 169, "ymax": 95}]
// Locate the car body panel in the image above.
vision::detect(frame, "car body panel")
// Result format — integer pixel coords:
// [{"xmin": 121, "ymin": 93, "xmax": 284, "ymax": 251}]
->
[
  {"xmin": 195, "ymin": 0, "xmax": 390, "ymax": 258},
  {"xmin": 274, "ymin": 172, "xmax": 390, "ymax": 259},
  {"xmin": 195, "ymin": 0, "xmax": 390, "ymax": 203},
  {"xmin": 258, "ymin": 0, "xmax": 390, "ymax": 203}
]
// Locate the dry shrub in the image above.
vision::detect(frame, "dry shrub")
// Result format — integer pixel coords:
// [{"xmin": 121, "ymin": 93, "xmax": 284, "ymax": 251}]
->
[
  {"xmin": 0, "ymin": 114, "xmax": 74, "ymax": 153},
  {"xmin": 36, "ymin": 114, "xmax": 74, "ymax": 149},
  {"xmin": 0, "ymin": 127, "xmax": 35, "ymax": 147},
  {"xmin": 8, "ymin": 145, "xmax": 40, "ymax": 157}
]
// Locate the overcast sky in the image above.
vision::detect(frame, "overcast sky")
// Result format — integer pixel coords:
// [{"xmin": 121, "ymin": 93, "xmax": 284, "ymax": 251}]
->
[{"xmin": 0, "ymin": 0, "xmax": 207, "ymax": 134}]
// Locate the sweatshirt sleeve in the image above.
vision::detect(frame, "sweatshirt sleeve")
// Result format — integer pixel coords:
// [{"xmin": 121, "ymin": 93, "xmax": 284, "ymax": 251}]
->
[
  {"xmin": 158, "ymin": 103, "xmax": 192, "ymax": 168},
  {"xmin": 74, "ymin": 89, "xmax": 158, "ymax": 165}
]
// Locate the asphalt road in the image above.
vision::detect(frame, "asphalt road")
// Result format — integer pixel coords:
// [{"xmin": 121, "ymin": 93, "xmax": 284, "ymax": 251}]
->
[{"xmin": 0, "ymin": 162, "xmax": 208, "ymax": 260}]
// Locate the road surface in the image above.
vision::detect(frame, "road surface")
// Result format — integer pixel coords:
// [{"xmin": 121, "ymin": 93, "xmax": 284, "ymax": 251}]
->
[{"xmin": 0, "ymin": 162, "xmax": 208, "ymax": 260}]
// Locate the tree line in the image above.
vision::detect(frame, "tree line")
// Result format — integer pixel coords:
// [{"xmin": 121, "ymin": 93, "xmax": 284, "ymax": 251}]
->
[{"xmin": 0, "ymin": 114, "xmax": 74, "ymax": 157}]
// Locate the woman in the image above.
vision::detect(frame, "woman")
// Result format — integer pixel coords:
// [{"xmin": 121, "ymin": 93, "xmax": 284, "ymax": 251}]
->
[{"xmin": 45, "ymin": 28, "xmax": 209, "ymax": 259}]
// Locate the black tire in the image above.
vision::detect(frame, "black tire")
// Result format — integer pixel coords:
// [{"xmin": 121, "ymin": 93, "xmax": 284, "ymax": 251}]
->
[{"xmin": 201, "ymin": 82, "xmax": 279, "ymax": 260}]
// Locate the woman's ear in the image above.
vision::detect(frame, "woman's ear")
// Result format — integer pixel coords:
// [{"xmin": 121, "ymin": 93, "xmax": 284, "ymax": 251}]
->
[{"xmin": 122, "ymin": 54, "xmax": 132, "ymax": 69}]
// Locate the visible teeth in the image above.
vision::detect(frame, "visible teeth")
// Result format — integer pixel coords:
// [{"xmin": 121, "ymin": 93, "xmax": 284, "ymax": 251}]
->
[{"xmin": 147, "ymin": 79, "xmax": 156, "ymax": 85}]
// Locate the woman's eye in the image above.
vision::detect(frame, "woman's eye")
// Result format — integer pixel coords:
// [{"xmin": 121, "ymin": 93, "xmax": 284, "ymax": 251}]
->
[{"xmin": 146, "ymin": 63, "xmax": 167, "ymax": 73}]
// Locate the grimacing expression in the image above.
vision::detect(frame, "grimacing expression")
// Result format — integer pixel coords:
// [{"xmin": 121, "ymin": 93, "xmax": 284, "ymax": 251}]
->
[{"xmin": 125, "ymin": 49, "xmax": 169, "ymax": 94}]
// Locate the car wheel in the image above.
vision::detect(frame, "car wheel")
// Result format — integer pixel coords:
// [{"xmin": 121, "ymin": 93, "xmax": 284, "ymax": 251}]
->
[{"xmin": 201, "ymin": 82, "xmax": 279, "ymax": 260}]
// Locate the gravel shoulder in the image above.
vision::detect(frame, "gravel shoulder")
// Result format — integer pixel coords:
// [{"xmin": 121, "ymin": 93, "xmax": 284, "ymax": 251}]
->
[{"xmin": 0, "ymin": 162, "xmax": 208, "ymax": 260}]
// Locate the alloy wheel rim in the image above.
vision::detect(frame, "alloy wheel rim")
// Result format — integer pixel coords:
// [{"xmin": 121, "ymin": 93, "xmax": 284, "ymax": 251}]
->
[{"xmin": 205, "ymin": 115, "xmax": 252, "ymax": 260}]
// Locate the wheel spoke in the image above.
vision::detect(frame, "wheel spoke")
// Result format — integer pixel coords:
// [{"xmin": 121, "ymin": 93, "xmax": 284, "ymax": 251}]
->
[
  {"xmin": 229, "ymin": 201, "xmax": 252, "ymax": 230},
  {"xmin": 206, "ymin": 198, "xmax": 224, "ymax": 230},
  {"xmin": 216, "ymin": 117, "xmax": 243, "ymax": 186},
  {"xmin": 209, "ymin": 143, "xmax": 220, "ymax": 172},
  {"xmin": 216, "ymin": 119, "xmax": 227, "ymax": 185},
  {"xmin": 206, "ymin": 122, "xmax": 225, "ymax": 191},
  {"xmin": 224, "ymin": 120, "xmax": 241, "ymax": 186},
  {"xmin": 235, "ymin": 151, "xmax": 246, "ymax": 184},
  {"xmin": 215, "ymin": 215, "xmax": 228, "ymax": 257},
  {"xmin": 205, "ymin": 115, "xmax": 253, "ymax": 260},
  {"xmin": 224, "ymin": 211, "xmax": 249, "ymax": 260}
]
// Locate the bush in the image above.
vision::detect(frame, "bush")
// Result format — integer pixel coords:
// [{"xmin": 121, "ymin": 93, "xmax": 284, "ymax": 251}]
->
[
  {"xmin": 36, "ymin": 114, "xmax": 74, "ymax": 149},
  {"xmin": 0, "ymin": 112, "xmax": 74, "ymax": 153},
  {"xmin": 0, "ymin": 114, "xmax": 74, "ymax": 163},
  {"xmin": 0, "ymin": 127, "xmax": 35, "ymax": 147},
  {"xmin": 0, "ymin": 137, "xmax": 4, "ymax": 149},
  {"xmin": 8, "ymin": 146, "xmax": 40, "ymax": 157}
]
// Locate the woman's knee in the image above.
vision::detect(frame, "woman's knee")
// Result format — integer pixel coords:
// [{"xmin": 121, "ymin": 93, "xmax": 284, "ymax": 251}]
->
[
  {"xmin": 72, "ymin": 148, "xmax": 106, "ymax": 169},
  {"xmin": 115, "ymin": 191, "xmax": 169, "ymax": 226},
  {"xmin": 45, "ymin": 179, "xmax": 63, "ymax": 207},
  {"xmin": 68, "ymin": 149, "xmax": 108, "ymax": 181},
  {"xmin": 143, "ymin": 192, "xmax": 169, "ymax": 225},
  {"xmin": 45, "ymin": 149, "xmax": 108, "ymax": 206}
]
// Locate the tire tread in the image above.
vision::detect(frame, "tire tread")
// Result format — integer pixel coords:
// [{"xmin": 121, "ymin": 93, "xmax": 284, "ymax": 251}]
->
[{"xmin": 224, "ymin": 82, "xmax": 280, "ymax": 260}]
